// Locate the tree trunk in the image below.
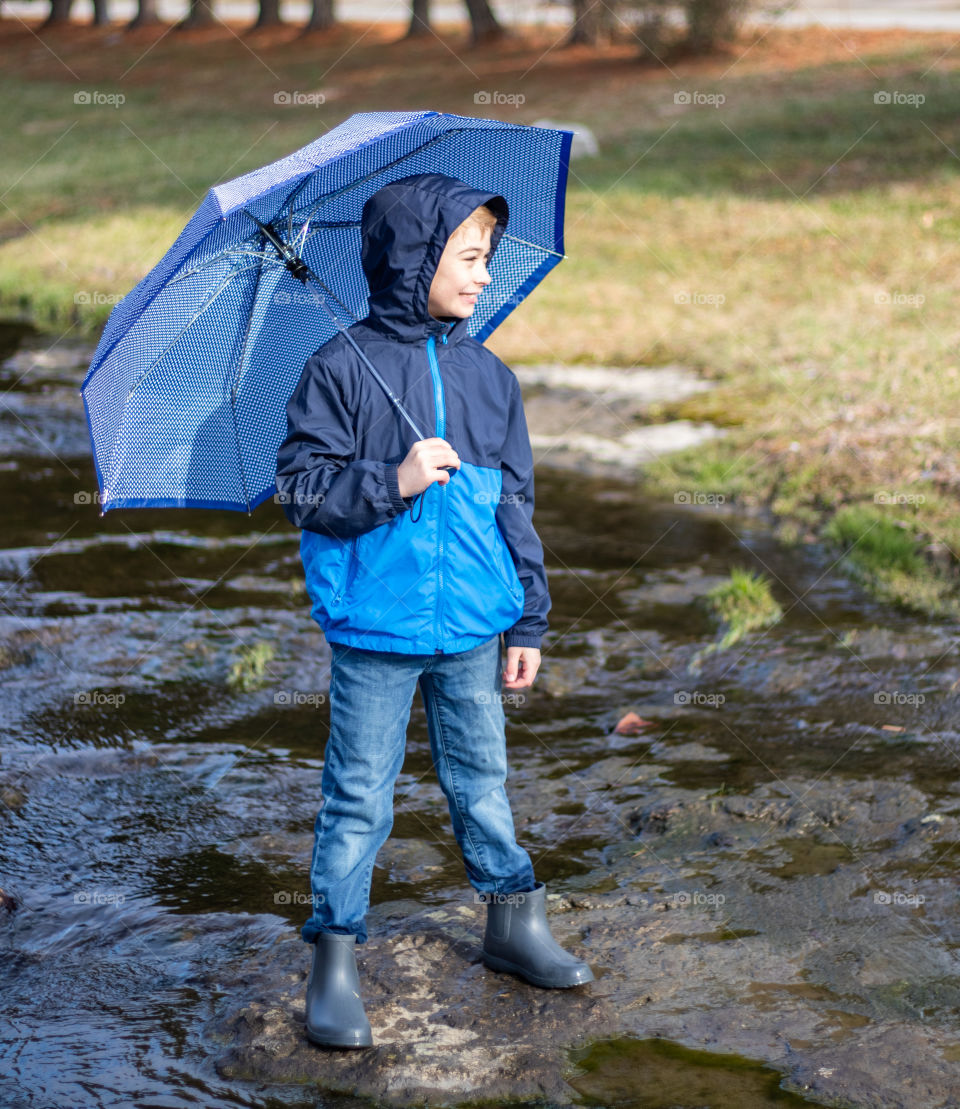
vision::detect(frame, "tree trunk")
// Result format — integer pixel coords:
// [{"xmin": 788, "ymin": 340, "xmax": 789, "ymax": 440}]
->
[
  {"xmin": 405, "ymin": 0, "xmax": 430, "ymax": 37},
  {"xmin": 178, "ymin": 0, "xmax": 215, "ymax": 27},
  {"xmin": 566, "ymin": 0, "xmax": 614, "ymax": 45},
  {"xmin": 254, "ymin": 0, "xmax": 282, "ymax": 27},
  {"xmin": 43, "ymin": 0, "xmax": 74, "ymax": 26},
  {"xmin": 304, "ymin": 0, "xmax": 334, "ymax": 30},
  {"xmin": 565, "ymin": 0, "xmax": 603, "ymax": 44},
  {"xmin": 128, "ymin": 0, "xmax": 161, "ymax": 27},
  {"xmin": 684, "ymin": 0, "xmax": 749, "ymax": 53},
  {"xmin": 463, "ymin": 0, "xmax": 503, "ymax": 43}
]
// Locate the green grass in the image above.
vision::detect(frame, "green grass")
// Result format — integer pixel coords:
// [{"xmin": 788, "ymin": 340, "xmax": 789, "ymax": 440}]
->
[
  {"xmin": 227, "ymin": 640, "xmax": 277, "ymax": 692},
  {"xmin": 824, "ymin": 504, "xmax": 925, "ymax": 577},
  {"xmin": 702, "ymin": 567, "xmax": 784, "ymax": 652},
  {"xmin": 823, "ymin": 503, "xmax": 960, "ymax": 617},
  {"xmin": 3, "ymin": 19, "xmax": 960, "ymax": 616}
]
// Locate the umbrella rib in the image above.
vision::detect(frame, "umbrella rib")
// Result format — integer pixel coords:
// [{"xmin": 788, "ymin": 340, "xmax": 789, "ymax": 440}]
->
[
  {"xmin": 167, "ymin": 251, "xmax": 280, "ymax": 286},
  {"xmin": 293, "ymin": 129, "xmax": 464, "ymax": 229},
  {"xmin": 168, "ymin": 226, "xmax": 358, "ymax": 285},
  {"xmin": 227, "ymin": 241, "xmax": 271, "ymax": 514},
  {"xmin": 292, "ymin": 220, "xmax": 359, "ymax": 255},
  {"xmin": 128, "ymin": 271, "xmax": 249, "ymax": 396},
  {"xmin": 500, "ymin": 233, "xmax": 565, "ymax": 259}
]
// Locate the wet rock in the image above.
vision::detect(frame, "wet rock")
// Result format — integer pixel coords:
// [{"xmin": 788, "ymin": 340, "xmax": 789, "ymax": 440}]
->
[
  {"xmin": 209, "ymin": 910, "xmax": 615, "ymax": 1106},
  {"xmin": 617, "ymin": 566, "xmax": 732, "ymax": 608},
  {"xmin": 374, "ymin": 839, "xmax": 450, "ymax": 886},
  {"xmin": 652, "ymin": 739, "xmax": 730, "ymax": 763},
  {"xmin": 0, "ymin": 786, "xmax": 27, "ymax": 813},
  {"xmin": 786, "ymin": 1023, "xmax": 960, "ymax": 1109},
  {"xmin": 629, "ymin": 801, "xmax": 682, "ymax": 836}
]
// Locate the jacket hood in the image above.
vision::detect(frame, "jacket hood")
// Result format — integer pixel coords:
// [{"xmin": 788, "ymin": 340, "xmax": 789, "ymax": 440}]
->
[{"xmin": 359, "ymin": 172, "xmax": 509, "ymax": 343}]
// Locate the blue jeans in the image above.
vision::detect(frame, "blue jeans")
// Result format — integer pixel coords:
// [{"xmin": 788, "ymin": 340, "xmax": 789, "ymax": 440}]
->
[{"xmin": 301, "ymin": 632, "xmax": 536, "ymax": 945}]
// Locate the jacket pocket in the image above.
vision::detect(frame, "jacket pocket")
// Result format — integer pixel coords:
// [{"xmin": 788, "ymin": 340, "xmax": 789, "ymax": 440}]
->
[
  {"xmin": 492, "ymin": 529, "xmax": 523, "ymax": 600},
  {"xmin": 331, "ymin": 536, "xmax": 359, "ymax": 606}
]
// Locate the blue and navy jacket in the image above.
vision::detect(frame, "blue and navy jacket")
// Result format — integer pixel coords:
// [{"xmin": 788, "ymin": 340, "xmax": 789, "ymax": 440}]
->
[{"xmin": 275, "ymin": 172, "xmax": 550, "ymax": 655}]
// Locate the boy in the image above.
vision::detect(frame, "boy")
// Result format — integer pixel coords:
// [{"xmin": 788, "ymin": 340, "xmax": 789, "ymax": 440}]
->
[{"xmin": 275, "ymin": 172, "xmax": 593, "ymax": 1050}]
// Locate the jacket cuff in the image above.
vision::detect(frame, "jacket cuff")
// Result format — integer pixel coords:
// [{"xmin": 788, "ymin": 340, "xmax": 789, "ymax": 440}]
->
[
  {"xmin": 384, "ymin": 463, "xmax": 412, "ymax": 514},
  {"xmin": 503, "ymin": 633, "xmax": 542, "ymax": 650}
]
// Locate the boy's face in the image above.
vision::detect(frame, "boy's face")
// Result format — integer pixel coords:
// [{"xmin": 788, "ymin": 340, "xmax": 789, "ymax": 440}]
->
[{"xmin": 427, "ymin": 218, "xmax": 493, "ymax": 321}]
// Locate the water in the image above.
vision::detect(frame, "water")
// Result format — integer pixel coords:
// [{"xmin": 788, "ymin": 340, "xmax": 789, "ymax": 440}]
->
[{"xmin": 1, "ymin": 321, "xmax": 958, "ymax": 1108}]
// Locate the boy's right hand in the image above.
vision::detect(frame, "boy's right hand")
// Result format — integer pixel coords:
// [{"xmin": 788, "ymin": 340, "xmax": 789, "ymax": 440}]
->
[{"xmin": 397, "ymin": 438, "xmax": 461, "ymax": 499}]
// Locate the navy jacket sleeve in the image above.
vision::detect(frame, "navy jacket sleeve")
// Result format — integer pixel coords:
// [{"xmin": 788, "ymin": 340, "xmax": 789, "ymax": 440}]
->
[
  {"xmin": 497, "ymin": 373, "xmax": 551, "ymax": 650},
  {"xmin": 275, "ymin": 350, "xmax": 414, "ymax": 539}
]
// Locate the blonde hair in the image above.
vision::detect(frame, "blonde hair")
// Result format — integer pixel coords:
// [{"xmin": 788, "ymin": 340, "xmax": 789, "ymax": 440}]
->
[{"xmin": 449, "ymin": 204, "xmax": 499, "ymax": 246}]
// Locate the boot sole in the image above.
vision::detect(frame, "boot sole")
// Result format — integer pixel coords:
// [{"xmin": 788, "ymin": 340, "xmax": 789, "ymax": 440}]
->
[
  {"xmin": 305, "ymin": 1026, "xmax": 373, "ymax": 1049},
  {"xmin": 481, "ymin": 950, "xmax": 594, "ymax": 989}
]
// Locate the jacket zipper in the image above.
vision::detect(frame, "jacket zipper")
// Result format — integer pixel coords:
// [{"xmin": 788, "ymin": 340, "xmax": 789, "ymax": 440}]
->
[{"xmin": 427, "ymin": 331, "xmax": 448, "ymax": 651}]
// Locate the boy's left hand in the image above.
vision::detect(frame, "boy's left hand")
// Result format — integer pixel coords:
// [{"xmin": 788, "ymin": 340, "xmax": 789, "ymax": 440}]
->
[{"xmin": 503, "ymin": 646, "xmax": 541, "ymax": 689}]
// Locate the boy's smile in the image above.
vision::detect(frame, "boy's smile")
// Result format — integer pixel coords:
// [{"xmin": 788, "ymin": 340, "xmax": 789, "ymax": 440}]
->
[{"xmin": 427, "ymin": 221, "xmax": 493, "ymax": 321}]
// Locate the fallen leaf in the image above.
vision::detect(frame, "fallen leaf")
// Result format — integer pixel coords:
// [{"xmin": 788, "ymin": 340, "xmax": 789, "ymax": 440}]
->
[{"xmin": 614, "ymin": 711, "xmax": 654, "ymax": 736}]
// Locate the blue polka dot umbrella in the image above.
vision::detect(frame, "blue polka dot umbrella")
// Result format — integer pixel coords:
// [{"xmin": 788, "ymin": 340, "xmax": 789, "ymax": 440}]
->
[{"xmin": 80, "ymin": 110, "xmax": 573, "ymax": 514}]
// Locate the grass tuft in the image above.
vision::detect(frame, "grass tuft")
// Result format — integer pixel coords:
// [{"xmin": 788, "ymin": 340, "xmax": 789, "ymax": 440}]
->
[{"xmin": 228, "ymin": 640, "xmax": 276, "ymax": 692}]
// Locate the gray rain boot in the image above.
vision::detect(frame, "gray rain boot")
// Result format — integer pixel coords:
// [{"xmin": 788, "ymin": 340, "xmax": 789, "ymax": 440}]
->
[
  {"xmin": 305, "ymin": 932, "xmax": 373, "ymax": 1048},
  {"xmin": 480, "ymin": 881, "xmax": 594, "ymax": 988}
]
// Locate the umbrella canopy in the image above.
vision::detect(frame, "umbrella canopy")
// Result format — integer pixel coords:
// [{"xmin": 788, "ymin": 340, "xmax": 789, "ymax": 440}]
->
[{"xmin": 80, "ymin": 110, "xmax": 573, "ymax": 514}]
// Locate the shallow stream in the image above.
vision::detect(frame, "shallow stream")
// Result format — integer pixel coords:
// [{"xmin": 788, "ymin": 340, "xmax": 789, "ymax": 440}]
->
[{"xmin": 1, "ymin": 322, "xmax": 958, "ymax": 1108}]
